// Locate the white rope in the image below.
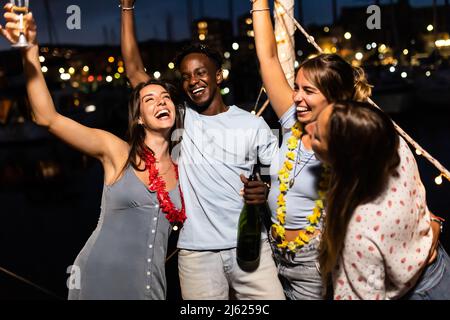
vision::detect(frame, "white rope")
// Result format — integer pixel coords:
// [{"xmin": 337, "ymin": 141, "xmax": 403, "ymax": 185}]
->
[
  {"xmin": 272, "ymin": 0, "xmax": 450, "ymax": 182},
  {"xmin": 274, "ymin": 0, "xmax": 296, "ymax": 88}
]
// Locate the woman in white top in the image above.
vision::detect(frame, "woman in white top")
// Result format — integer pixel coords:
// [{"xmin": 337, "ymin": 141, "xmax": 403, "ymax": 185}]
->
[
  {"xmin": 308, "ymin": 101, "xmax": 449, "ymax": 300},
  {"xmin": 251, "ymin": 0, "xmax": 374, "ymax": 299}
]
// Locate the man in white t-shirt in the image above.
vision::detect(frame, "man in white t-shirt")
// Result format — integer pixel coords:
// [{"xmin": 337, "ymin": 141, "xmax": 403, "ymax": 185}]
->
[{"xmin": 120, "ymin": 1, "xmax": 285, "ymax": 300}]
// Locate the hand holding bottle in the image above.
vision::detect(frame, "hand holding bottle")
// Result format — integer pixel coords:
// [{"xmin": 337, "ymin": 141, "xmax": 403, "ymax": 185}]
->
[{"xmin": 240, "ymin": 174, "xmax": 268, "ymax": 205}]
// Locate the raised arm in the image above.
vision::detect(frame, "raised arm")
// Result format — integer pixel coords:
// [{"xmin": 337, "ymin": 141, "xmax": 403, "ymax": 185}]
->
[
  {"xmin": 1, "ymin": 6, "xmax": 127, "ymax": 170},
  {"xmin": 120, "ymin": 0, "xmax": 150, "ymax": 88},
  {"xmin": 252, "ymin": 0, "xmax": 294, "ymax": 119}
]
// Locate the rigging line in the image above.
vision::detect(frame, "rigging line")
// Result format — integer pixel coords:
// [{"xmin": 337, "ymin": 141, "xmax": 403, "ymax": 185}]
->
[
  {"xmin": 273, "ymin": 0, "xmax": 450, "ymax": 182},
  {"xmin": 253, "ymin": 87, "xmax": 266, "ymax": 114},
  {"xmin": 165, "ymin": 249, "xmax": 179, "ymax": 263},
  {"xmin": 0, "ymin": 265, "xmax": 63, "ymax": 300},
  {"xmin": 256, "ymin": 99, "xmax": 271, "ymax": 118}
]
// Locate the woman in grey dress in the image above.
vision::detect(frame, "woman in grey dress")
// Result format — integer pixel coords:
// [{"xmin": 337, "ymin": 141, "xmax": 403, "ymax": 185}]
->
[{"xmin": 1, "ymin": 7, "xmax": 185, "ymax": 300}]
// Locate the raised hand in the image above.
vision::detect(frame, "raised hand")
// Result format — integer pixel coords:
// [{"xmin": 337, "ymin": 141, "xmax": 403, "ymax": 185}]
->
[{"xmin": 0, "ymin": 3, "xmax": 37, "ymax": 46}]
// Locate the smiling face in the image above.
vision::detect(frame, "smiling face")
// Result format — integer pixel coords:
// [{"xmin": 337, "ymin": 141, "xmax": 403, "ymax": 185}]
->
[
  {"xmin": 138, "ymin": 84, "xmax": 176, "ymax": 133},
  {"xmin": 293, "ymin": 69, "xmax": 330, "ymax": 125},
  {"xmin": 179, "ymin": 53, "xmax": 223, "ymax": 108},
  {"xmin": 306, "ymin": 105, "xmax": 333, "ymax": 164}
]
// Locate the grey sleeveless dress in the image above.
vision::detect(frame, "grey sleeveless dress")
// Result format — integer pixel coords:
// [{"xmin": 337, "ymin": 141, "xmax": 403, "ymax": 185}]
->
[{"xmin": 68, "ymin": 165, "xmax": 181, "ymax": 300}]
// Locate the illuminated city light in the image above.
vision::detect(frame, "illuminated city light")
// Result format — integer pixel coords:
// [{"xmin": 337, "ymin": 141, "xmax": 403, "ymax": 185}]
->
[
  {"xmin": 198, "ymin": 21, "xmax": 208, "ymax": 29},
  {"xmin": 221, "ymin": 87, "xmax": 230, "ymax": 95},
  {"xmin": 199, "ymin": 34, "xmax": 206, "ymax": 41},
  {"xmin": 83, "ymin": 66, "xmax": 89, "ymax": 73},
  {"xmin": 39, "ymin": 56, "xmax": 45, "ymax": 63},
  {"xmin": 355, "ymin": 52, "xmax": 364, "ymax": 61},
  {"xmin": 403, "ymin": 49, "xmax": 409, "ymax": 55},
  {"xmin": 168, "ymin": 62, "xmax": 175, "ymax": 70},
  {"xmin": 68, "ymin": 67, "xmax": 75, "ymax": 75},
  {"xmin": 427, "ymin": 24, "xmax": 434, "ymax": 32},
  {"xmin": 324, "ymin": 26, "xmax": 330, "ymax": 33},
  {"xmin": 401, "ymin": 72, "xmax": 408, "ymax": 78},
  {"xmin": 378, "ymin": 44, "xmax": 387, "ymax": 53},
  {"xmin": 41, "ymin": 66, "xmax": 48, "ymax": 73},
  {"xmin": 153, "ymin": 71, "xmax": 161, "ymax": 79},
  {"xmin": 222, "ymin": 69, "xmax": 230, "ymax": 80},
  {"xmin": 344, "ymin": 32, "xmax": 352, "ymax": 40},
  {"xmin": 85, "ymin": 105, "xmax": 97, "ymax": 113},
  {"xmin": 106, "ymin": 76, "xmax": 113, "ymax": 83},
  {"xmin": 118, "ymin": 67, "xmax": 125, "ymax": 74},
  {"xmin": 435, "ymin": 39, "xmax": 450, "ymax": 47},
  {"xmin": 224, "ymin": 52, "xmax": 231, "ymax": 59},
  {"xmin": 426, "ymin": 71, "xmax": 431, "ymax": 77},
  {"xmin": 108, "ymin": 56, "xmax": 115, "ymax": 63},
  {"xmin": 389, "ymin": 66, "xmax": 396, "ymax": 73},
  {"xmin": 60, "ymin": 73, "xmax": 71, "ymax": 81},
  {"xmin": 59, "ymin": 68, "xmax": 65, "ymax": 74},
  {"xmin": 232, "ymin": 43, "xmax": 240, "ymax": 51}
]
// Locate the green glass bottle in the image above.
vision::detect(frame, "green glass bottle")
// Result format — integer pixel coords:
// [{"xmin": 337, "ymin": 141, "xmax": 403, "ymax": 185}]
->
[{"xmin": 236, "ymin": 159, "xmax": 265, "ymax": 272}]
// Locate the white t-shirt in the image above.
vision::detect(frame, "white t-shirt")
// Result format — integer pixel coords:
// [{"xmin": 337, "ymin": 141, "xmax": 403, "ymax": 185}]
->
[
  {"xmin": 267, "ymin": 105, "xmax": 323, "ymax": 230},
  {"xmin": 176, "ymin": 106, "xmax": 278, "ymax": 250}
]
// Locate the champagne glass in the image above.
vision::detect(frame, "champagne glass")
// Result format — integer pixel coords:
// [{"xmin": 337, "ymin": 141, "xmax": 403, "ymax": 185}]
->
[{"xmin": 10, "ymin": 0, "xmax": 30, "ymax": 48}]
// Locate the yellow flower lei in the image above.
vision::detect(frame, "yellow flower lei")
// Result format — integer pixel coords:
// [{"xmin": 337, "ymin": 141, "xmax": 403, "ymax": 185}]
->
[{"xmin": 273, "ymin": 122, "xmax": 330, "ymax": 253}]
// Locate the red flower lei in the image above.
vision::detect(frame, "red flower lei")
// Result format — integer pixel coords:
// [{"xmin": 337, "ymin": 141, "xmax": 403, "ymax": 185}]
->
[{"xmin": 143, "ymin": 149, "xmax": 187, "ymax": 227}]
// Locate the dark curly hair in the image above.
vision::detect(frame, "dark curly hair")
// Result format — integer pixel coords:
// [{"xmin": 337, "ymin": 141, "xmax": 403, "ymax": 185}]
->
[{"xmin": 174, "ymin": 43, "xmax": 224, "ymax": 71}]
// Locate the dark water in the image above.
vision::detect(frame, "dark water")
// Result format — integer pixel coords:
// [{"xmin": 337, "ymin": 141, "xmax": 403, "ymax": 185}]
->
[{"xmin": 0, "ymin": 105, "xmax": 449, "ymax": 300}]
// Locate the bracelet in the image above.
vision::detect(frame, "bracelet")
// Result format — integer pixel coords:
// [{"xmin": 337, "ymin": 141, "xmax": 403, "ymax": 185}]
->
[
  {"xmin": 251, "ymin": 8, "xmax": 270, "ymax": 14},
  {"xmin": 119, "ymin": 4, "xmax": 135, "ymax": 10}
]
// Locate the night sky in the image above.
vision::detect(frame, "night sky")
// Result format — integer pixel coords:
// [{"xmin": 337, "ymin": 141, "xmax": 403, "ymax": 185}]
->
[{"xmin": 0, "ymin": 0, "xmax": 444, "ymax": 51}]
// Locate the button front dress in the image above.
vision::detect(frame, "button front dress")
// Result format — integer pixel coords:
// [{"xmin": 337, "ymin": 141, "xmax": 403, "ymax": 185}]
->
[{"xmin": 68, "ymin": 165, "xmax": 181, "ymax": 300}]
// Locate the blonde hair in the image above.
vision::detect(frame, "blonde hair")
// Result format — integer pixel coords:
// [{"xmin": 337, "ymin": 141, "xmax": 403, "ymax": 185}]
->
[
  {"xmin": 352, "ymin": 66, "xmax": 373, "ymax": 102},
  {"xmin": 300, "ymin": 54, "xmax": 372, "ymax": 103}
]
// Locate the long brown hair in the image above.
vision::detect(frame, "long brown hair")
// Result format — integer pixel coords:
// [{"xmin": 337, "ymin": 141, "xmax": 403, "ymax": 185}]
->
[
  {"xmin": 300, "ymin": 54, "xmax": 373, "ymax": 102},
  {"xmin": 124, "ymin": 79, "xmax": 184, "ymax": 172},
  {"xmin": 319, "ymin": 101, "xmax": 400, "ymax": 283}
]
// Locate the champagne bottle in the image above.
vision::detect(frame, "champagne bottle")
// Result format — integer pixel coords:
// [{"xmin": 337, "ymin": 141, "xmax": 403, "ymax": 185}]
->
[{"xmin": 236, "ymin": 158, "xmax": 266, "ymax": 272}]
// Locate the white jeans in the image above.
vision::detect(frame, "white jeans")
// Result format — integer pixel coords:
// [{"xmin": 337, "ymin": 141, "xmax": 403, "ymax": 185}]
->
[{"xmin": 178, "ymin": 239, "xmax": 286, "ymax": 300}]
